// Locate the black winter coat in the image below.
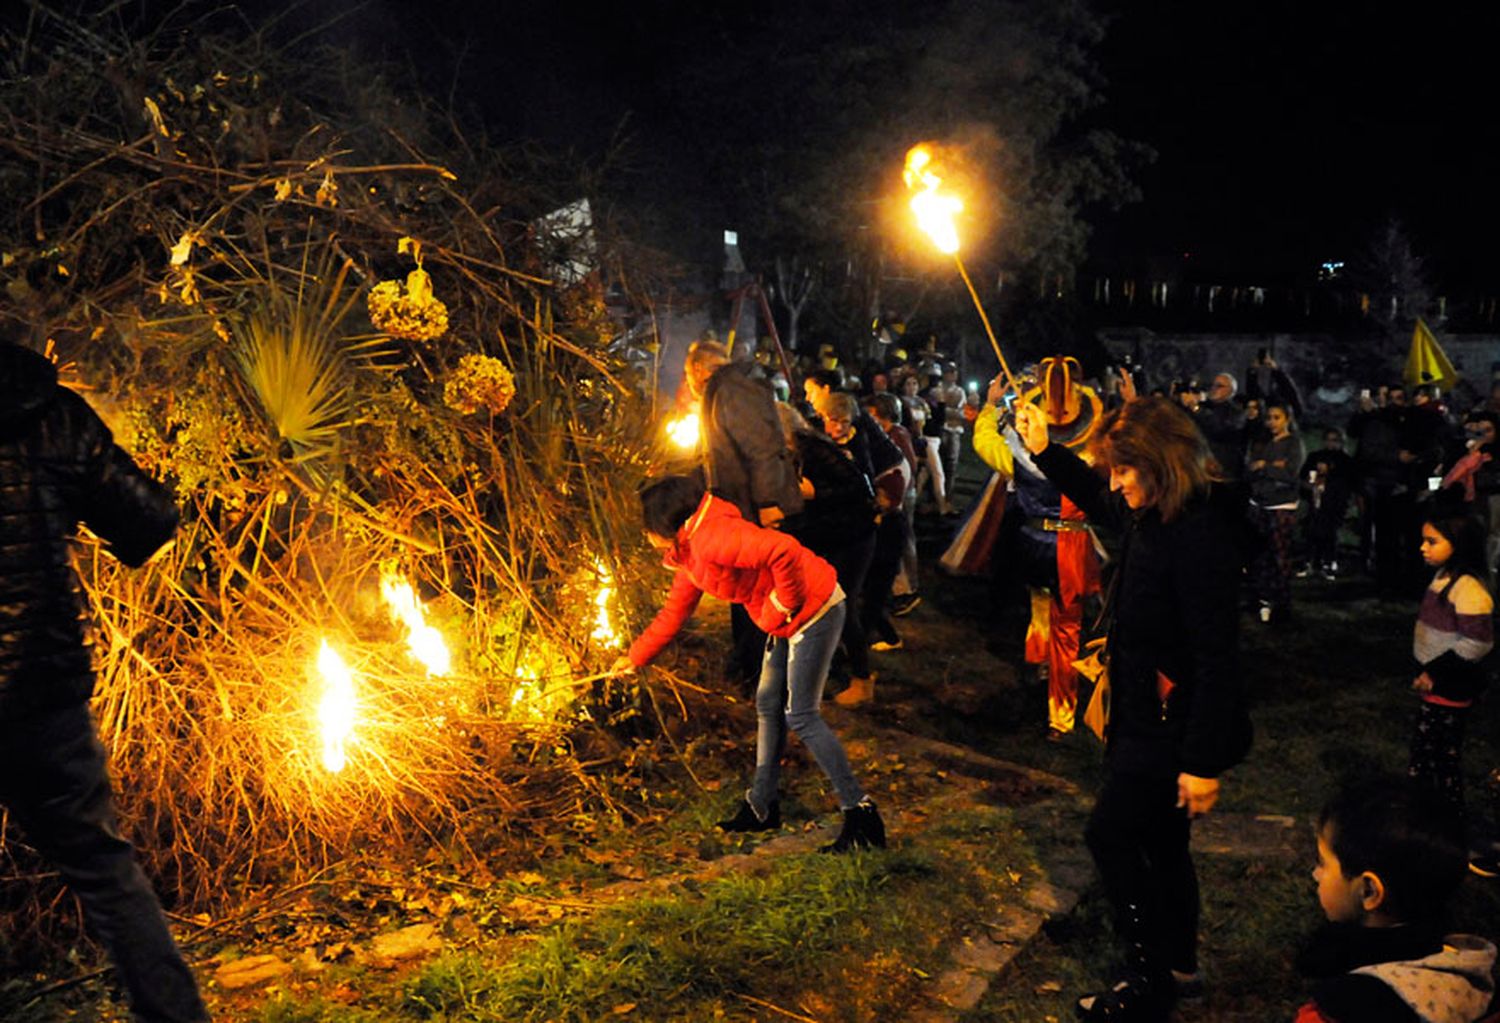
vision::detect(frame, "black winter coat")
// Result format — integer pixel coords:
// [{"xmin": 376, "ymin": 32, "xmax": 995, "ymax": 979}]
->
[
  {"xmin": 1035, "ymin": 443, "xmax": 1252, "ymax": 778},
  {"xmin": 0, "ymin": 342, "xmax": 179, "ymax": 717},
  {"xmin": 782, "ymin": 430, "xmax": 875, "ymax": 558}
]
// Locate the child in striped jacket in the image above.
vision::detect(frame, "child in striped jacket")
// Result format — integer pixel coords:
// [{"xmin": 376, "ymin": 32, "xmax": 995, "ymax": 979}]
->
[{"xmin": 1410, "ymin": 512, "xmax": 1494, "ymax": 829}]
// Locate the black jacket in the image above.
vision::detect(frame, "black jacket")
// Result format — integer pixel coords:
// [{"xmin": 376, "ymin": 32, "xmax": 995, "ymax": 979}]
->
[
  {"xmin": 782, "ymin": 429, "xmax": 875, "ymax": 558},
  {"xmin": 0, "ymin": 342, "xmax": 179, "ymax": 717},
  {"xmin": 1035, "ymin": 443, "xmax": 1252, "ymax": 778}
]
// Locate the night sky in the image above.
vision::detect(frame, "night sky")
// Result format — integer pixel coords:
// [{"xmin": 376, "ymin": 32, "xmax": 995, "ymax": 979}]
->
[{"xmin": 231, "ymin": 1, "xmax": 1500, "ymax": 291}]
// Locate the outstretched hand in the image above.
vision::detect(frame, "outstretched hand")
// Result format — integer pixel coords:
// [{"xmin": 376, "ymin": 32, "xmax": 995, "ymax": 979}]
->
[{"xmin": 1118, "ymin": 366, "xmax": 1138, "ymax": 402}]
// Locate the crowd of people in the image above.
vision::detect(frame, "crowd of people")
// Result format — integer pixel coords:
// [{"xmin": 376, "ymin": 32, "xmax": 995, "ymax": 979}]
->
[
  {"xmin": 5, "ymin": 322, "xmax": 1500, "ymax": 1021},
  {"xmin": 623, "ymin": 336, "xmax": 1500, "ymax": 1022}
]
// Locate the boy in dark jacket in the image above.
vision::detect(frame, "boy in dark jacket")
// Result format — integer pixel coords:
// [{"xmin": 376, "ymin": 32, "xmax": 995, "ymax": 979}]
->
[
  {"xmin": 1296, "ymin": 776, "xmax": 1496, "ymax": 1023},
  {"xmin": 0, "ymin": 340, "xmax": 207, "ymax": 1022}
]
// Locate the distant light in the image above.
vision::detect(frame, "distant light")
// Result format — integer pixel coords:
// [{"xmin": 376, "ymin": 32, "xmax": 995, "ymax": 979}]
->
[
  {"xmin": 723, "ymin": 230, "xmax": 738, "ymax": 245},
  {"xmin": 967, "ymin": 380, "xmax": 980, "ymax": 392},
  {"xmin": 1320, "ymin": 260, "xmax": 1345, "ymax": 280}
]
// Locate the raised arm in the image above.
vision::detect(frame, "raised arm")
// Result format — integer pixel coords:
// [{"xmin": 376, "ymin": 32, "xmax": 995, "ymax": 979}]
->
[{"xmin": 1016, "ymin": 403, "xmax": 1123, "ymax": 531}]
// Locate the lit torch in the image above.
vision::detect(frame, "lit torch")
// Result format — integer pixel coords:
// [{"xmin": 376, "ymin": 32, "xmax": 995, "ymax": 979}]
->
[
  {"xmin": 315, "ymin": 639, "xmax": 358, "ymax": 773},
  {"xmin": 903, "ymin": 143, "xmax": 1020, "ymax": 397},
  {"xmin": 380, "ymin": 568, "xmax": 452, "ymax": 677}
]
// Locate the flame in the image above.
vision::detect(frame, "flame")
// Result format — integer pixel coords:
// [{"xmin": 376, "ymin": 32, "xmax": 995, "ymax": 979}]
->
[
  {"xmin": 315, "ymin": 639, "xmax": 358, "ymax": 773},
  {"xmin": 590, "ymin": 560, "xmax": 622, "ymax": 648},
  {"xmin": 380, "ymin": 569, "xmax": 452, "ymax": 677},
  {"xmin": 665, "ymin": 412, "xmax": 700, "ymax": 450},
  {"xmin": 903, "ymin": 143, "xmax": 963, "ymax": 255}
]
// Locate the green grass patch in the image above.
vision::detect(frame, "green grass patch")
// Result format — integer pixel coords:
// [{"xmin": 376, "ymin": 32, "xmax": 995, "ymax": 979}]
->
[{"xmin": 399, "ymin": 848, "xmax": 952, "ymax": 1021}]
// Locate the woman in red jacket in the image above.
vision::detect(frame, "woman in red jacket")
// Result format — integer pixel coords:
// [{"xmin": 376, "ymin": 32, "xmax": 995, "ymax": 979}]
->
[{"xmin": 614, "ymin": 475, "xmax": 885, "ymax": 852}]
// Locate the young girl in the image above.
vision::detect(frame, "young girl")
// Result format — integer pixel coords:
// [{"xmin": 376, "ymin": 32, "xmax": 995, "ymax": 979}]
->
[
  {"xmin": 612, "ymin": 474, "xmax": 886, "ymax": 852},
  {"xmin": 1411, "ymin": 512, "xmax": 1494, "ymax": 825},
  {"xmin": 1246, "ymin": 402, "xmax": 1305, "ymax": 623}
]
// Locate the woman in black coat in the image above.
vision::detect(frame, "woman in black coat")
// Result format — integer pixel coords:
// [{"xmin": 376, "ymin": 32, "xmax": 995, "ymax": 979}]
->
[{"xmin": 1016, "ymin": 396, "xmax": 1252, "ymax": 1023}]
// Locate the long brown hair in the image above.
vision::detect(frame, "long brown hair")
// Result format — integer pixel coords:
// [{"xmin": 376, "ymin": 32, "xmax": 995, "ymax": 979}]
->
[{"xmin": 1089, "ymin": 397, "xmax": 1220, "ymax": 521}]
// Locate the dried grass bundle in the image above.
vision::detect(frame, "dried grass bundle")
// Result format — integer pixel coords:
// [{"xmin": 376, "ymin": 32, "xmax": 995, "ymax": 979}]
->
[{"xmin": 0, "ymin": 2, "xmax": 682, "ymax": 937}]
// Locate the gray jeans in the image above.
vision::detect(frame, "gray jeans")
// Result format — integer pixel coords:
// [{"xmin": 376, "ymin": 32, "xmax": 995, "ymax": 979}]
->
[{"xmin": 749, "ymin": 600, "xmax": 866, "ymax": 814}]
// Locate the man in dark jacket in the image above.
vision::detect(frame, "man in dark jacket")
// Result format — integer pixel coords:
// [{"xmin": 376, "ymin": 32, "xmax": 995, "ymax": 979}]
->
[
  {"xmin": 1194, "ymin": 373, "xmax": 1247, "ymax": 480},
  {"xmin": 0, "ymin": 340, "xmax": 207, "ymax": 1022}
]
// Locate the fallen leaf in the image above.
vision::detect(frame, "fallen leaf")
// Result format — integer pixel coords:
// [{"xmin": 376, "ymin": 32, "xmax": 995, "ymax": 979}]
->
[
  {"xmin": 1035, "ymin": 979, "xmax": 1063, "ymax": 994},
  {"xmin": 612, "ymin": 1003, "xmax": 637, "ymax": 1015},
  {"xmin": 169, "ymin": 232, "xmax": 196, "ymax": 266},
  {"xmin": 213, "ymin": 954, "xmax": 292, "ymax": 990},
  {"xmin": 369, "ymin": 923, "xmax": 443, "ymax": 966}
]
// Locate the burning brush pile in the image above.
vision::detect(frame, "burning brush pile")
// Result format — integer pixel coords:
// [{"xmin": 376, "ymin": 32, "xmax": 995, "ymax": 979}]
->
[{"xmin": 0, "ymin": 5, "xmax": 678, "ymax": 928}]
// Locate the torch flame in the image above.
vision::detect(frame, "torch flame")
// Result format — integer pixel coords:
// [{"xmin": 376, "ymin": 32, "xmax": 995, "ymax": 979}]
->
[
  {"xmin": 903, "ymin": 143, "xmax": 963, "ymax": 255},
  {"xmin": 380, "ymin": 570, "xmax": 452, "ymax": 677},
  {"xmin": 665, "ymin": 412, "xmax": 700, "ymax": 450},
  {"xmin": 315, "ymin": 639, "xmax": 357, "ymax": 773}
]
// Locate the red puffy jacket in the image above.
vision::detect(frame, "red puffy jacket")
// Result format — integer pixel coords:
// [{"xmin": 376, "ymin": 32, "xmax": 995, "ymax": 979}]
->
[{"xmin": 627, "ymin": 494, "xmax": 840, "ymax": 668}]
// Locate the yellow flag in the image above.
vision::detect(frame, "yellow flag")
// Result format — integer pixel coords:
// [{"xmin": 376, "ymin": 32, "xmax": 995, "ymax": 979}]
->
[{"xmin": 1404, "ymin": 318, "xmax": 1458, "ymax": 391}]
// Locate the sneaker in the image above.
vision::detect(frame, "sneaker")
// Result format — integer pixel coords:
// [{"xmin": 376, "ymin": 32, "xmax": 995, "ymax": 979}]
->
[
  {"xmin": 1470, "ymin": 852, "xmax": 1500, "ymax": 878},
  {"xmin": 1046, "ymin": 726, "xmax": 1069, "ymax": 744},
  {"xmin": 870, "ymin": 637, "xmax": 904, "ymax": 652},
  {"xmin": 716, "ymin": 797, "xmax": 781, "ymax": 833},
  {"xmin": 889, "ymin": 593, "xmax": 922, "ymax": 617}
]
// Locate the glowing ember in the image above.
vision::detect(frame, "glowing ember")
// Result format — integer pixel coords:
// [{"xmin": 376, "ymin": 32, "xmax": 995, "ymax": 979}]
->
[
  {"xmin": 665, "ymin": 412, "xmax": 700, "ymax": 450},
  {"xmin": 315, "ymin": 639, "xmax": 358, "ymax": 773},
  {"xmin": 380, "ymin": 569, "xmax": 452, "ymax": 677},
  {"xmin": 590, "ymin": 560, "xmax": 622, "ymax": 648},
  {"xmin": 903, "ymin": 143, "xmax": 963, "ymax": 255}
]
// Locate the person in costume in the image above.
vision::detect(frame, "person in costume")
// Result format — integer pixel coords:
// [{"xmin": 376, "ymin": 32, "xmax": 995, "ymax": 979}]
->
[{"xmin": 973, "ymin": 356, "xmax": 1104, "ymax": 740}]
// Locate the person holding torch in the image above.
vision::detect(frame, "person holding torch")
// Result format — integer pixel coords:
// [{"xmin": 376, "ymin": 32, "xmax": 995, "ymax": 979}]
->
[{"xmin": 1013, "ymin": 396, "xmax": 1252, "ymax": 1022}]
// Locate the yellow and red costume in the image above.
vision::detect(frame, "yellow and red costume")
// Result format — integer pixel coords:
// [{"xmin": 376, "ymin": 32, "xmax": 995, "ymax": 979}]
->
[{"xmin": 973, "ymin": 357, "xmax": 1103, "ymax": 734}]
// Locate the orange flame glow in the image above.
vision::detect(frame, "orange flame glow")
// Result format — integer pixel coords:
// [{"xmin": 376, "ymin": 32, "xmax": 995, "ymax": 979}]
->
[
  {"xmin": 315, "ymin": 639, "xmax": 358, "ymax": 773},
  {"xmin": 903, "ymin": 143, "xmax": 963, "ymax": 255},
  {"xmin": 380, "ymin": 569, "xmax": 452, "ymax": 677},
  {"xmin": 665, "ymin": 412, "xmax": 701, "ymax": 450},
  {"xmin": 590, "ymin": 560, "xmax": 622, "ymax": 648}
]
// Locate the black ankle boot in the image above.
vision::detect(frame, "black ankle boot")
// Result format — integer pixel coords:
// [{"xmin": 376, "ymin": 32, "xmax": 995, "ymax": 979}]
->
[
  {"xmin": 1075, "ymin": 902, "xmax": 1171, "ymax": 1022},
  {"xmin": 1074, "ymin": 972, "xmax": 1169, "ymax": 1022},
  {"xmin": 716, "ymin": 797, "xmax": 781, "ymax": 833},
  {"xmin": 821, "ymin": 799, "xmax": 886, "ymax": 853}
]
